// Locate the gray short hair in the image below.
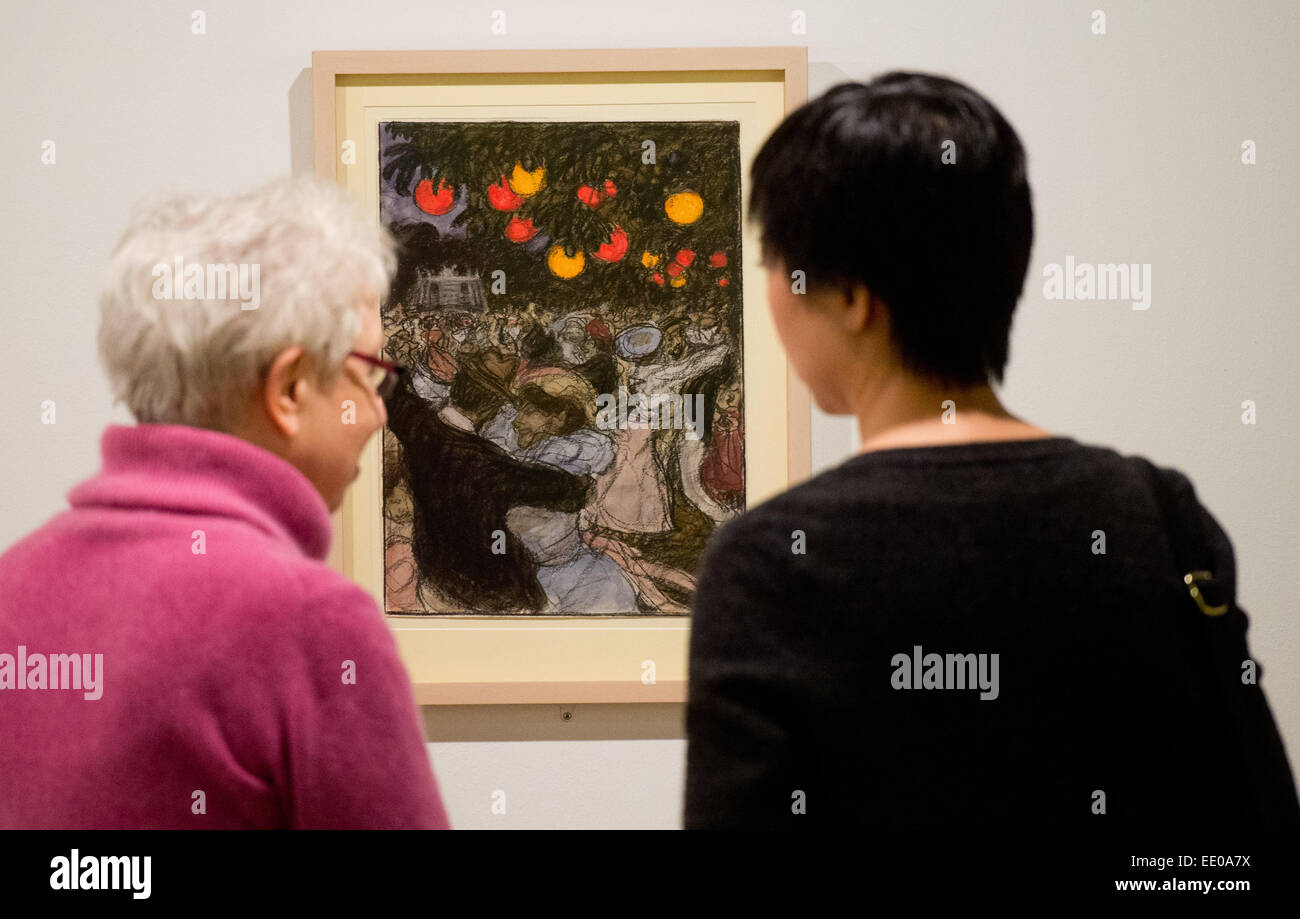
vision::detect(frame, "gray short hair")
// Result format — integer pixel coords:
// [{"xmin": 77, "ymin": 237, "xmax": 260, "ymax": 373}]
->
[{"xmin": 97, "ymin": 174, "xmax": 397, "ymax": 430}]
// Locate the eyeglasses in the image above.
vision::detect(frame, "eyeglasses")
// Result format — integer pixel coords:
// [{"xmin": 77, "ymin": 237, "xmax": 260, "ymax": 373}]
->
[{"xmin": 347, "ymin": 351, "xmax": 405, "ymax": 400}]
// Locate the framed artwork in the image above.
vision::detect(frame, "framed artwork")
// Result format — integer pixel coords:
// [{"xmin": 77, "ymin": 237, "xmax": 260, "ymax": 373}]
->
[{"xmin": 313, "ymin": 48, "xmax": 810, "ymax": 703}]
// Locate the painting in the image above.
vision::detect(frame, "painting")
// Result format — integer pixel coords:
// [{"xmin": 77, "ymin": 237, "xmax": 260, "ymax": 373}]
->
[
  {"xmin": 315, "ymin": 48, "xmax": 808, "ymax": 700},
  {"xmin": 378, "ymin": 120, "xmax": 745, "ymax": 615}
]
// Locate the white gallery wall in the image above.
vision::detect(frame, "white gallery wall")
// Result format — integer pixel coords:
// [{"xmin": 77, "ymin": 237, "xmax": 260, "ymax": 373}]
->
[{"xmin": 1, "ymin": 0, "xmax": 1296, "ymax": 828}]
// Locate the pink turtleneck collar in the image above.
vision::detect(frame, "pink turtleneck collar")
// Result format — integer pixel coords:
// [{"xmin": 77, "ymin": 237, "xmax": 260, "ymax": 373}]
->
[{"xmin": 67, "ymin": 423, "xmax": 333, "ymax": 561}]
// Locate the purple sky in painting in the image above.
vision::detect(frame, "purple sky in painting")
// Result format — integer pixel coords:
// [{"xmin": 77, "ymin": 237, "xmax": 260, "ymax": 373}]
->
[{"xmin": 379, "ymin": 122, "xmax": 469, "ymax": 238}]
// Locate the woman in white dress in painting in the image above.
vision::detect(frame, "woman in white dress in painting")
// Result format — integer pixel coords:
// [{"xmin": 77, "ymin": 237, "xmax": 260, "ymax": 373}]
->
[{"xmin": 483, "ymin": 366, "xmax": 639, "ymax": 613}]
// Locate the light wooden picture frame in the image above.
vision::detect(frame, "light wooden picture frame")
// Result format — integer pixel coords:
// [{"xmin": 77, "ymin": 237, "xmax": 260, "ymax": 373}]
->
[{"xmin": 312, "ymin": 47, "xmax": 810, "ymax": 704}]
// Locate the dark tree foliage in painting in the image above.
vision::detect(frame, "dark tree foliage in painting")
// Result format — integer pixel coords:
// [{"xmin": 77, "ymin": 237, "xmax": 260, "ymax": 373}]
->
[{"xmin": 383, "ymin": 121, "xmax": 739, "ymax": 328}]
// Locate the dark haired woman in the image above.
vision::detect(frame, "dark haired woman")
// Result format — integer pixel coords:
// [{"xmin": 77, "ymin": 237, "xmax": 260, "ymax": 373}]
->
[{"xmin": 684, "ymin": 72, "xmax": 1300, "ymax": 833}]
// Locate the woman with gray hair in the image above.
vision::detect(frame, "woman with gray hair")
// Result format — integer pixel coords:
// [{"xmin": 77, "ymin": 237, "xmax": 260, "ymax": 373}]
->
[{"xmin": 0, "ymin": 175, "xmax": 450, "ymax": 829}]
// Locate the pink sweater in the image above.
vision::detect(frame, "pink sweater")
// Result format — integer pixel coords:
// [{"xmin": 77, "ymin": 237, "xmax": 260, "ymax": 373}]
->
[{"xmin": 0, "ymin": 423, "xmax": 450, "ymax": 829}]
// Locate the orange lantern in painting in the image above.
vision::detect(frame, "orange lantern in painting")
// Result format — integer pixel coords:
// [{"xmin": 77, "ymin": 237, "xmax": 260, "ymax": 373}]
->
[
  {"xmin": 664, "ymin": 190, "xmax": 703, "ymax": 224},
  {"xmin": 509, "ymin": 163, "xmax": 546, "ymax": 197},
  {"xmin": 547, "ymin": 245, "xmax": 585, "ymax": 278}
]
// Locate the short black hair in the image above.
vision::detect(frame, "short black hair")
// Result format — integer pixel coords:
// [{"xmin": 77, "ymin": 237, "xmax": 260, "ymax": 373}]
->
[{"xmin": 749, "ymin": 72, "xmax": 1033, "ymax": 387}]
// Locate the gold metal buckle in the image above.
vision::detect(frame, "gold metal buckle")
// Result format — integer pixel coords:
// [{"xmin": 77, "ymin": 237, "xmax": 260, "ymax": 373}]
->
[{"xmin": 1184, "ymin": 571, "xmax": 1229, "ymax": 617}]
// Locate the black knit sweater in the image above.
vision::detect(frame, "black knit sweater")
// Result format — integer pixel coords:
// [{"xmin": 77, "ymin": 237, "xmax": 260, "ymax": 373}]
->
[{"xmin": 684, "ymin": 436, "xmax": 1300, "ymax": 831}]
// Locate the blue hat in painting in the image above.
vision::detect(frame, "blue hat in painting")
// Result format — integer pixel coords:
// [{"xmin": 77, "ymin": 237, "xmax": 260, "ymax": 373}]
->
[{"xmin": 615, "ymin": 323, "xmax": 662, "ymax": 360}]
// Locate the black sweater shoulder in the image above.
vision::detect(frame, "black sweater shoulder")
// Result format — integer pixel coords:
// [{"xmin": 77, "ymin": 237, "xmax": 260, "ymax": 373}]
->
[{"xmin": 685, "ymin": 436, "xmax": 1299, "ymax": 831}]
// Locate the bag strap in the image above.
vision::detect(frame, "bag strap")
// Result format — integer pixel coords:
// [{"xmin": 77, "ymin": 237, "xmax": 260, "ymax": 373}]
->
[
  {"xmin": 1138, "ymin": 460, "xmax": 1300, "ymax": 827},
  {"xmin": 1140, "ymin": 458, "xmax": 1231, "ymax": 617}
]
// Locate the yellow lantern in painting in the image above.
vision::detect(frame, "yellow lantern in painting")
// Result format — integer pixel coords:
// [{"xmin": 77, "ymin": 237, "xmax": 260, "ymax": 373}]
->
[
  {"xmin": 665, "ymin": 191, "xmax": 703, "ymax": 225},
  {"xmin": 509, "ymin": 163, "xmax": 547, "ymax": 197},
  {"xmin": 547, "ymin": 245, "xmax": 585, "ymax": 278}
]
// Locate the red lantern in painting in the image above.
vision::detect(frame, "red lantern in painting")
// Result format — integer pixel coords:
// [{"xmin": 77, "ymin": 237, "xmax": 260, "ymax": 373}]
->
[
  {"xmin": 488, "ymin": 176, "xmax": 524, "ymax": 211},
  {"xmin": 577, "ymin": 179, "xmax": 619, "ymax": 209},
  {"xmin": 414, "ymin": 176, "xmax": 455, "ymax": 215},
  {"xmin": 504, "ymin": 216, "xmax": 539, "ymax": 242},
  {"xmin": 593, "ymin": 226, "xmax": 628, "ymax": 262}
]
